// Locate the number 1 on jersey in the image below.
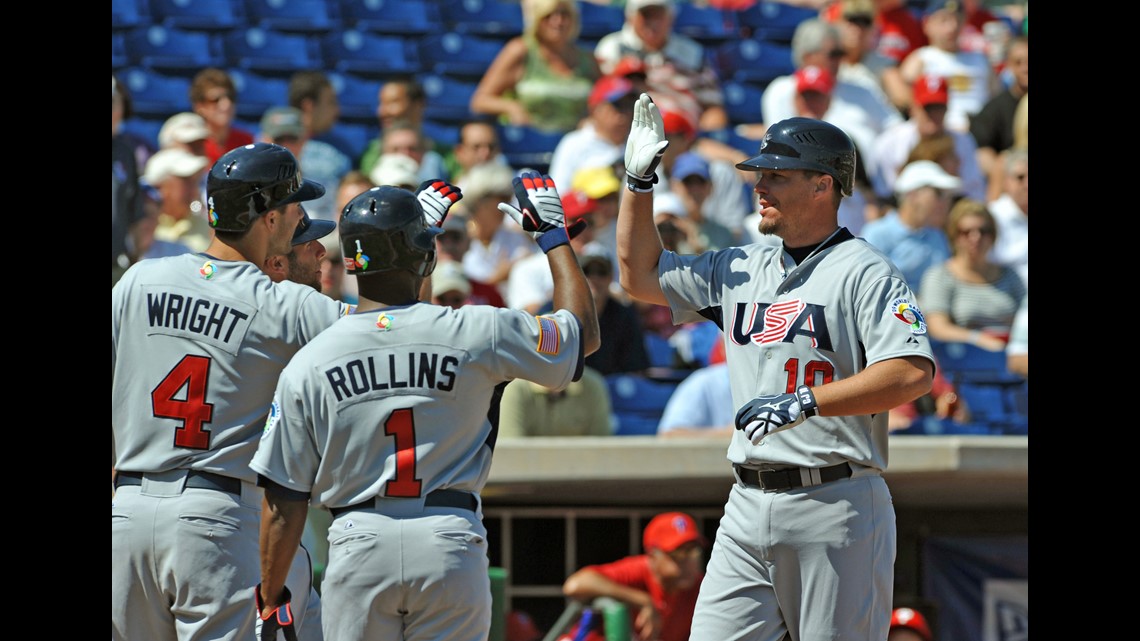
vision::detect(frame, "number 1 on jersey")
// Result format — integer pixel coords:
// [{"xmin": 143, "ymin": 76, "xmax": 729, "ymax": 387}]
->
[{"xmin": 384, "ymin": 408, "xmax": 423, "ymax": 498}]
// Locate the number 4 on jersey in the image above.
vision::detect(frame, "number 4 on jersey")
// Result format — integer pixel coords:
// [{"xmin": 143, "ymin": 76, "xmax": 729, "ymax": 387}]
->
[{"xmin": 152, "ymin": 355, "xmax": 215, "ymax": 450}]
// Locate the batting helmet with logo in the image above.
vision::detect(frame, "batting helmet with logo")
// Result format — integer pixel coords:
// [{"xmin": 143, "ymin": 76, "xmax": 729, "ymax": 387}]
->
[
  {"xmin": 206, "ymin": 142, "xmax": 325, "ymax": 232},
  {"xmin": 735, "ymin": 117, "xmax": 856, "ymax": 196},
  {"xmin": 339, "ymin": 186, "xmax": 441, "ymax": 278}
]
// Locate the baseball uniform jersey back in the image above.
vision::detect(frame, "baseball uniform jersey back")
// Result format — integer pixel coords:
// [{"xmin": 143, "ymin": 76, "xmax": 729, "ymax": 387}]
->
[
  {"xmin": 252, "ymin": 302, "xmax": 584, "ymax": 640},
  {"xmin": 112, "ymin": 253, "xmax": 345, "ymax": 640}
]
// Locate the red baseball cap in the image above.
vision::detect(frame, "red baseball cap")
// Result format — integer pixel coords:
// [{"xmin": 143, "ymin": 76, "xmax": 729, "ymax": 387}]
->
[
  {"xmin": 890, "ymin": 608, "xmax": 933, "ymax": 641},
  {"xmin": 562, "ymin": 190, "xmax": 598, "ymax": 221},
  {"xmin": 643, "ymin": 512, "xmax": 706, "ymax": 553},
  {"xmin": 661, "ymin": 110, "xmax": 697, "ymax": 139},
  {"xmin": 588, "ymin": 75, "xmax": 635, "ymax": 109},
  {"xmin": 795, "ymin": 65, "xmax": 836, "ymax": 95},
  {"xmin": 913, "ymin": 74, "xmax": 949, "ymax": 107},
  {"xmin": 611, "ymin": 56, "xmax": 648, "ymax": 79}
]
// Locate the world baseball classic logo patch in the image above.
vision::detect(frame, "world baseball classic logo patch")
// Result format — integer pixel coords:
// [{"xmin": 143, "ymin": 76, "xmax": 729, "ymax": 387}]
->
[
  {"xmin": 535, "ymin": 316, "xmax": 561, "ymax": 355},
  {"xmin": 891, "ymin": 298, "xmax": 927, "ymax": 335}
]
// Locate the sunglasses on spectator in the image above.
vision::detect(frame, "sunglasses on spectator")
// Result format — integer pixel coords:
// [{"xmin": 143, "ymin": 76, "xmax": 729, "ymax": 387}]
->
[
  {"xmin": 827, "ymin": 48, "xmax": 846, "ymax": 58},
  {"xmin": 957, "ymin": 226, "xmax": 994, "ymax": 237},
  {"xmin": 204, "ymin": 92, "xmax": 235, "ymax": 104},
  {"xmin": 845, "ymin": 15, "xmax": 874, "ymax": 27}
]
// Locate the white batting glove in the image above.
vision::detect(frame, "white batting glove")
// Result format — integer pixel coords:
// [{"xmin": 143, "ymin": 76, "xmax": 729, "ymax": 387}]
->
[
  {"xmin": 416, "ymin": 179, "xmax": 463, "ymax": 228},
  {"xmin": 497, "ymin": 171, "xmax": 586, "ymax": 253},
  {"xmin": 624, "ymin": 93, "xmax": 669, "ymax": 193},
  {"xmin": 734, "ymin": 386, "xmax": 819, "ymax": 444}
]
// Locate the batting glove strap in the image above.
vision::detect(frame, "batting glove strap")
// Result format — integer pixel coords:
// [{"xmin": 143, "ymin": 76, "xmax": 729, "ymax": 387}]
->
[
  {"xmin": 536, "ymin": 227, "xmax": 570, "ymax": 253},
  {"xmin": 734, "ymin": 392, "xmax": 808, "ymax": 444},
  {"xmin": 795, "ymin": 385, "xmax": 819, "ymax": 418},
  {"xmin": 626, "ymin": 174, "xmax": 657, "ymax": 193}
]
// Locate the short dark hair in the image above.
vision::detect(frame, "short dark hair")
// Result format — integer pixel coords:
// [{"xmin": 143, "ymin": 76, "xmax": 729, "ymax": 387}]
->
[{"xmin": 288, "ymin": 70, "xmax": 333, "ymax": 109}]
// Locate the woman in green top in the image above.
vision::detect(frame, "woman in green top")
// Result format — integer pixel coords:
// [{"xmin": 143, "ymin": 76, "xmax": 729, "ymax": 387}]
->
[{"xmin": 470, "ymin": 0, "xmax": 600, "ymax": 134}]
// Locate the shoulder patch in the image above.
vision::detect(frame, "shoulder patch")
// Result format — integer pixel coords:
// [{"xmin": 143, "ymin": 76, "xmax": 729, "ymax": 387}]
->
[
  {"xmin": 891, "ymin": 298, "xmax": 927, "ymax": 335},
  {"xmin": 535, "ymin": 315, "xmax": 561, "ymax": 355},
  {"xmin": 199, "ymin": 260, "xmax": 217, "ymax": 280},
  {"xmin": 375, "ymin": 312, "xmax": 393, "ymax": 330},
  {"xmin": 261, "ymin": 398, "xmax": 281, "ymax": 440}
]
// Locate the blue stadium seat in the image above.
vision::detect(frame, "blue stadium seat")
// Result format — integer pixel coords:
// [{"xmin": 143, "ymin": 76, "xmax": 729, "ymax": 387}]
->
[
  {"xmin": 721, "ymin": 80, "xmax": 765, "ymax": 125},
  {"xmin": 229, "ymin": 69, "xmax": 291, "ymax": 121},
  {"xmin": 120, "ymin": 117, "xmax": 164, "ymax": 152},
  {"xmin": 243, "ymin": 0, "xmax": 340, "ymax": 34},
  {"xmin": 577, "ymin": 1, "xmax": 624, "ymax": 41},
  {"xmin": 124, "ymin": 25, "xmax": 224, "ymax": 74},
  {"xmin": 421, "ymin": 74, "xmax": 478, "ymax": 125},
  {"xmin": 112, "ymin": 33, "xmax": 129, "ymax": 71},
  {"xmin": 441, "ymin": 0, "xmax": 523, "ymax": 38},
  {"xmin": 644, "ymin": 333, "xmax": 677, "ymax": 369},
  {"xmin": 329, "ymin": 72, "xmax": 383, "ymax": 124},
  {"xmin": 929, "ymin": 340, "xmax": 1022, "ymax": 385},
  {"xmin": 327, "ymin": 121, "xmax": 379, "ymax": 165},
  {"xmin": 149, "ymin": 0, "xmax": 243, "ymax": 32},
  {"xmin": 112, "ymin": 0, "xmax": 148, "ymax": 31},
  {"xmin": 605, "ymin": 374, "xmax": 682, "ymax": 436},
  {"xmin": 419, "ymin": 33, "xmax": 506, "ymax": 80},
  {"xmin": 928, "ymin": 339, "xmax": 1027, "ymax": 435},
  {"xmin": 321, "ymin": 30, "xmax": 420, "ymax": 77},
  {"xmin": 339, "ymin": 0, "xmax": 443, "ymax": 36},
  {"xmin": 701, "ymin": 127, "xmax": 761, "ymax": 158},
  {"xmin": 737, "ymin": 1, "xmax": 818, "ymax": 44},
  {"xmin": 222, "ymin": 27, "xmax": 320, "ymax": 75},
  {"xmin": 672, "ymin": 3, "xmax": 740, "ymax": 46},
  {"xmin": 121, "ymin": 67, "xmax": 192, "ymax": 118},
  {"xmin": 422, "ymin": 119, "xmax": 461, "ymax": 148},
  {"xmin": 496, "ymin": 124, "xmax": 565, "ymax": 174},
  {"xmin": 708, "ymin": 38, "xmax": 794, "ymax": 86}
]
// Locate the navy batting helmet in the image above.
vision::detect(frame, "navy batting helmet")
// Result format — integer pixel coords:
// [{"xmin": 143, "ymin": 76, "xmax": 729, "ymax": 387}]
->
[
  {"xmin": 340, "ymin": 186, "xmax": 441, "ymax": 278},
  {"xmin": 735, "ymin": 117, "xmax": 856, "ymax": 196},
  {"xmin": 206, "ymin": 142, "xmax": 325, "ymax": 232}
]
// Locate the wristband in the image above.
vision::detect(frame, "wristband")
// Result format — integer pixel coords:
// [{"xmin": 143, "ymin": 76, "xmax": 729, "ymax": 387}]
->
[
  {"xmin": 795, "ymin": 385, "xmax": 819, "ymax": 418},
  {"xmin": 536, "ymin": 228, "xmax": 570, "ymax": 253},
  {"xmin": 626, "ymin": 176, "xmax": 655, "ymax": 193}
]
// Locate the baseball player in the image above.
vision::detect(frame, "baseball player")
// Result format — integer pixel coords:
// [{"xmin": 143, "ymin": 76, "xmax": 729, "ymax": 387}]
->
[
  {"xmin": 251, "ymin": 175, "xmax": 600, "ymax": 641},
  {"xmin": 111, "ymin": 142, "xmax": 339, "ymax": 641},
  {"xmin": 616, "ymin": 94, "xmax": 936, "ymax": 640}
]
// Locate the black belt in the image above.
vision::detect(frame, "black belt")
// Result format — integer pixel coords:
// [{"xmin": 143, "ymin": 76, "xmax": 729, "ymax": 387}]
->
[
  {"xmin": 734, "ymin": 462, "xmax": 852, "ymax": 491},
  {"xmin": 114, "ymin": 470, "xmax": 243, "ymax": 496},
  {"xmin": 330, "ymin": 489, "xmax": 478, "ymax": 517}
]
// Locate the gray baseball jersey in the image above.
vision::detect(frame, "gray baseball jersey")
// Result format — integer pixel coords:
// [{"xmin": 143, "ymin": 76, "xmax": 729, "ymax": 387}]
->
[
  {"xmin": 656, "ymin": 230, "xmax": 934, "ymax": 641},
  {"xmin": 251, "ymin": 302, "xmax": 583, "ymax": 640},
  {"xmin": 112, "ymin": 253, "xmax": 348, "ymax": 641}
]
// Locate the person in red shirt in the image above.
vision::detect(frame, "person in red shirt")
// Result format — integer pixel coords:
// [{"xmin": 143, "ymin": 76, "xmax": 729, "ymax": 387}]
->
[
  {"xmin": 561, "ymin": 512, "xmax": 706, "ymax": 641},
  {"xmin": 190, "ymin": 68, "xmax": 255, "ymax": 166}
]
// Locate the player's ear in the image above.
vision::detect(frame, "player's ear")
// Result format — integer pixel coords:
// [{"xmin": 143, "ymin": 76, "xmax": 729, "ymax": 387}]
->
[{"xmin": 816, "ymin": 177, "xmax": 829, "ymax": 194}]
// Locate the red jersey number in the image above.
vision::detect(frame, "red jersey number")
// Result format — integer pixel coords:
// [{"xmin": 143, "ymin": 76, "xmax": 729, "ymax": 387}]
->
[
  {"xmin": 152, "ymin": 355, "xmax": 215, "ymax": 450},
  {"xmin": 384, "ymin": 408, "xmax": 423, "ymax": 498}
]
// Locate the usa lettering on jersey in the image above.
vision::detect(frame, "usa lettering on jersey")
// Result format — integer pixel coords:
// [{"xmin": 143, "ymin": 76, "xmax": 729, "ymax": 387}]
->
[{"xmin": 729, "ymin": 300, "xmax": 833, "ymax": 350}]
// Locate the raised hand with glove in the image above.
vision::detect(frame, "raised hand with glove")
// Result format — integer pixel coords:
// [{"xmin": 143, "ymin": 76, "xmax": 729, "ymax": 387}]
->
[
  {"xmin": 624, "ymin": 93, "xmax": 670, "ymax": 193},
  {"xmin": 734, "ymin": 386, "xmax": 819, "ymax": 444},
  {"xmin": 497, "ymin": 171, "xmax": 587, "ymax": 253},
  {"xmin": 255, "ymin": 584, "xmax": 298, "ymax": 641},
  {"xmin": 416, "ymin": 179, "xmax": 463, "ymax": 228}
]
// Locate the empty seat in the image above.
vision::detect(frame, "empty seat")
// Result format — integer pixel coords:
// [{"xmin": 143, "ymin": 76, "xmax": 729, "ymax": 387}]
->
[
  {"xmin": 441, "ymin": 0, "xmax": 523, "ymax": 38},
  {"xmin": 421, "ymin": 74, "xmax": 478, "ymax": 125},
  {"xmin": 496, "ymin": 124, "xmax": 565, "ymax": 174},
  {"xmin": 419, "ymin": 33, "xmax": 506, "ymax": 80},
  {"xmin": 709, "ymin": 38, "xmax": 794, "ymax": 86},
  {"xmin": 112, "ymin": 0, "xmax": 148, "ymax": 31},
  {"xmin": 330, "ymin": 72, "xmax": 383, "ymax": 123},
  {"xmin": 124, "ymin": 25, "xmax": 224, "ymax": 73},
  {"xmin": 326, "ymin": 121, "xmax": 379, "ymax": 164},
  {"xmin": 149, "ymin": 0, "xmax": 242, "ymax": 32},
  {"xmin": 112, "ymin": 33, "xmax": 129, "ymax": 71},
  {"xmin": 121, "ymin": 67, "xmax": 192, "ymax": 118},
  {"xmin": 576, "ymin": 1, "xmax": 624, "ymax": 41},
  {"xmin": 737, "ymin": 1, "xmax": 818, "ymax": 44},
  {"xmin": 721, "ymin": 80, "xmax": 765, "ymax": 125},
  {"xmin": 672, "ymin": 3, "xmax": 740, "ymax": 45},
  {"xmin": 321, "ymin": 30, "xmax": 420, "ymax": 77},
  {"xmin": 120, "ymin": 117, "xmax": 164, "ymax": 152},
  {"xmin": 605, "ymin": 374, "xmax": 681, "ymax": 436},
  {"xmin": 244, "ymin": 0, "xmax": 340, "ymax": 34},
  {"xmin": 339, "ymin": 0, "xmax": 443, "ymax": 36},
  {"xmin": 421, "ymin": 119, "xmax": 461, "ymax": 148},
  {"xmin": 229, "ymin": 69, "xmax": 291, "ymax": 121},
  {"xmin": 222, "ymin": 27, "xmax": 320, "ymax": 75}
]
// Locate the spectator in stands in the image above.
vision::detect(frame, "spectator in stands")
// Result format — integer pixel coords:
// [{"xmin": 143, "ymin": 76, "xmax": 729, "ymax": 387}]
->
[
  {"xmin": 142, "ymin": 148, "xmax": 212, "ymax": 253},
  {"xmin": 259, "ymin": 106, "xmax": 350, "ymax": 221},
  {"xmin": 595, "ymin": 0, "xmax": 728, "ymax": 133},
  {"xmin": 869, "ymin": 0, "xmax": 928, "ymax": 74},
  {"xmin": 288, "ymin": 70, "xmax": 356, "ymax": 163},
  {"xmin": 652, "ymin": 192, "xmax": 703, "ymax": 255},
  {"xmin": 470, "ymin": 0, "xmax": 600, "ymax": 134},
  {"xmin": 430, "ymin": 260, "xmax": 472, "ymax": 311},
  {"xmin": 113, "ymin": 76, "xmax": 146, "ymax": 286},
  {"xmin": 157, "ymin": 112, "xmax": 209, "ymax": 157},
  {"xmin": 436, "ymin": 213, "xmax": 508, "ymax": 308},
  {"xmin": 657, "ymin": 342, "xmax": 733, "ymax": 439},
  {"xmin": 189, "ymin": 68, "xmax": 253, "ymax": 166},
  {"xmin": 548, "ymin": 74, "xmax": 637, "ymax": 192},
  {"xmin": 986, "ymin": 148, "xmax": 1027, "ymax": 288},
  {"xmin": 326, "ymin": 170, "xmax": 375, "ymax": 305},
  {"xmin": 871, "ymin": 74, "xmax": 986, "ymax": 203},
  {"xmin": 458, "ymin": 162, "xmax": 534, "ymax": 302},
  {"xmin": 360, "ymin": 78, "xmax": 449, "ymax": 181},
  {"xmin": 562, "ymin": 512, "xmax": 706, "ymax": 641},
  {"xmin": 822, "ymin": 0, "xmax": 912, "ymax": 115},
  {"xmin": 663, "ymin": 152, "xmax": 737, "ymax": 251},
  {"xmin": 1006, "ymin": 294, "xmax": 1027, "ymax": 379},
  {"xmin": 971, "ymin": 35, "xmax": 1027, "ymax": 196},
  {"xmin": 887, "ymin": 366, "xmax": 969, "ymax": 432},
  {"xmin": 899, "ymin": 0, "xmax": 1001, "ymax": 134},
  {"xmin": 761, "ymin": 18, "xmax": 902, "ymax": 146},
  {"xmin": 889, "ymin": 607, "xmax": 934, "ymax": 641},
  {"xmin": 369, "ymin": 152, "xmax": 420, "ymax": 191},
  {"xmin": 862, "ymin": 160, "xmax": 959, "ymax": 294},
  {"xmin": 497, "ymin": 364, "xmax": 613, "ymax": 438},
  {"xmin": 576, "ymin": 246, "xmax": 651, "ymax": 377},
  {"xmin": 919, "ymin": 198, "xmax": 1025, "ymax": 351},
  {"xmin": 904, "ymin": 133, "xmax": 960, "ymax": 178},
  {"xmin": 570, "ymin": 163, "xmax": 624, "ymax": 270},
  {"xmin": 448, "ymin": 118, "xmax": 508, "ymax": 186},
  {"xmin": 364, "ymin": 120, "xmax": 447, "ymax": 188}
]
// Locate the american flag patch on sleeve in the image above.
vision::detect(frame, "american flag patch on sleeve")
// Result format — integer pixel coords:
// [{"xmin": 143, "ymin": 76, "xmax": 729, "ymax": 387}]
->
[{"xmin": 536, "ymin": 316, "xmax": 561, "ymax": 355}]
